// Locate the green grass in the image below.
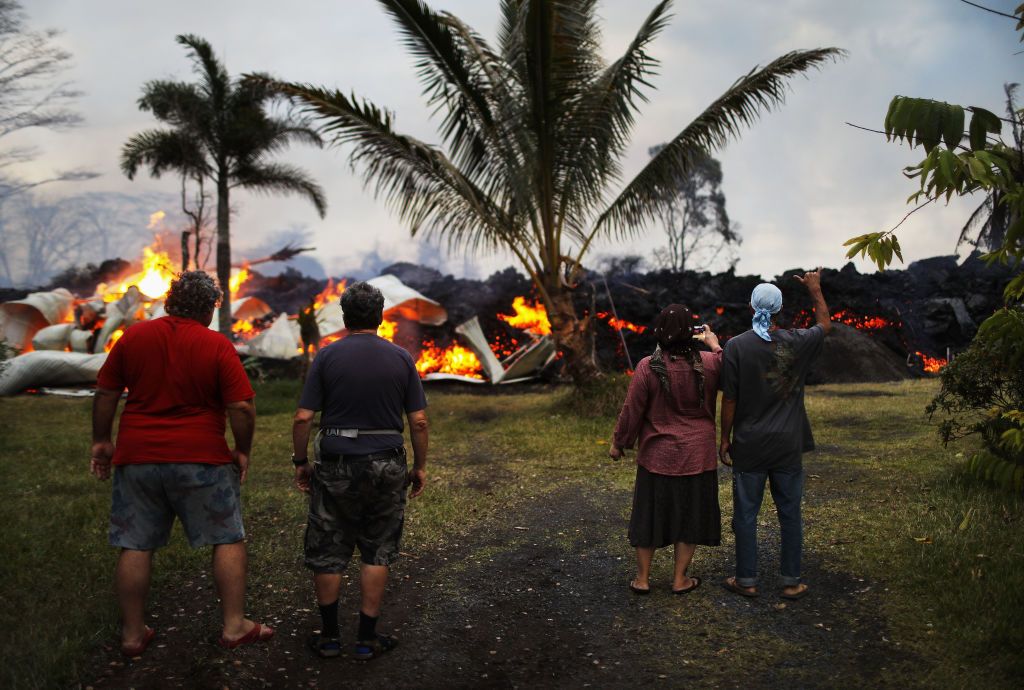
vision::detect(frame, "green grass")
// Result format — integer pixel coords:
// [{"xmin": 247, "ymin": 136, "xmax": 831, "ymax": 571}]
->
[{"xmin": 0, "ymin": 380, "xmax": 1021, "ymax": 687}]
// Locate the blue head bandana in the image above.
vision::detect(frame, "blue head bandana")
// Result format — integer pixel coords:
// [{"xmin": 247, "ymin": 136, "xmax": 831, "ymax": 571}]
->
[{"xmin": 750, "ymin": 283, "xmax": 783, "ymax": 342}]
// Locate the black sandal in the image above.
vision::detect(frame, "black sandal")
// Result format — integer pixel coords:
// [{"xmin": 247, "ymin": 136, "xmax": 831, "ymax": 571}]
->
[
  {"xmin": 672, "ymin": 576, "xmax": 702, "ymax": 594},
  {"xmin": 354, "ymin": 632, "xmax": 398, "ymax": 660},
  {"xmin": 307, "ymin": 633, "xmax": 341, "ymax": 659}
]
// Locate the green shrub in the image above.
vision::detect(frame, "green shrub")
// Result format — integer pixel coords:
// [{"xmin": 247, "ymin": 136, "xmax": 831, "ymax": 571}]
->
[{"xmin": 927, "ymin": 317, "xmax": 1024, "ymax": 489}]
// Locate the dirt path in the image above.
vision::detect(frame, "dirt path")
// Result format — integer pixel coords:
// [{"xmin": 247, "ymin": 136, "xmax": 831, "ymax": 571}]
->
[{"xmin": 82, "ymin": 458, "xmax": 912, "ymax": 689}]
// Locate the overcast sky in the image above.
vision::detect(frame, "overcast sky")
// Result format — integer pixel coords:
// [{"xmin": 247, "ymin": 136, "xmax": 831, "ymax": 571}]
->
[{"xmin": 18, "ymin": 0, "xmax": 1022, "ymax": 280}]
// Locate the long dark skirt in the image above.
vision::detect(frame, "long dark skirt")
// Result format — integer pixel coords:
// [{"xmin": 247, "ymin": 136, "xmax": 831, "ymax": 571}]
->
[{"xmin": 628, "ymin": 465, "xmax": 721, "ymax": 548}]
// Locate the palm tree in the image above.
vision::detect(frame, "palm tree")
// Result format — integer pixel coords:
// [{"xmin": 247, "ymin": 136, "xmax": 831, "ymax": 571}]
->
[
  {"xmin": 251, "ymin": 0, "xmax": 841, "ymax": 382},
  {"xmin": 122, "ymin": 34, "xmax": 327, "ymax": 335}
]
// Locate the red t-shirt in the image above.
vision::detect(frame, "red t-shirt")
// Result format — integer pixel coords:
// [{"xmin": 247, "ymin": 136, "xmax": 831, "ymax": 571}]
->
[{"xmin": 97, "ymin": 315, "xmax": 255, "ymax": 465}]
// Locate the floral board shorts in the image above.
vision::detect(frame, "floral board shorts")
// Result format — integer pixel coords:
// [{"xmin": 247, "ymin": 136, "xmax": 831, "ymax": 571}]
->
[
  {"xmin": 304, "ymin": 447, "xmax": 409, "ymax": 572},
  {"xmin": 109, "ymin": 463, "xmax": 245, "ymax": 550}
]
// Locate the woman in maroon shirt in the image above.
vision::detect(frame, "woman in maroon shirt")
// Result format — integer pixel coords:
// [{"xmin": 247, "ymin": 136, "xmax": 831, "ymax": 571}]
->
[{"xmin": 609, "ymin": 304, "xmax": 723, "ymax": 595}]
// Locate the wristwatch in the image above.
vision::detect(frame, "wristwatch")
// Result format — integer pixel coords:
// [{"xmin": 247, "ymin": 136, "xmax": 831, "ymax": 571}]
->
[{"xmin": 291, "ymin": 454, "xmax": 309, "ymax": 467}]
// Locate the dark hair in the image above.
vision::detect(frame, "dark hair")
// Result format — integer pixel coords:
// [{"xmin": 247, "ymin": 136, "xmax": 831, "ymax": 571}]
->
[
  {"xmin": 650, "ymin": 303, "xmax": 706, "ymax": 405},
  {"xmin": 164, "ymin": 271, "xmax": 221, "ymax": 320},
  {"xmin": 341, "ymin": 281, "xmax": 384, "ymax": 330}
]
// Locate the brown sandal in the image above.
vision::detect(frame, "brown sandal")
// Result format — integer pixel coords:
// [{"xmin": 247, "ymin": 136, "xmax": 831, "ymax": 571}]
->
[{"xmin": 722, "ymin": 577, "xmax": 759, "ymax": 598}]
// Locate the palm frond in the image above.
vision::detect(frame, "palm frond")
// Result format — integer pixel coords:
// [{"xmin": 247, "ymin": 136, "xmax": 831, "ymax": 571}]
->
[
  {"xmin": 250, "ymin": 78, "xmax": 528, "ymax": 255},
  {"xmin": 176, "ymin": 34, "xmax": 229, "ymax": 109},
  {"xmin": 958, "ymin": 195, "xmax": 994, "ymax": 248},
  {"xmin": 592, "ymin": 47, "xmax": 845, "ymax": 242},
  {"xmin": 120, "ymin": 129, "xmax": 207, "ymax": 180},
  {"xmin": 377, "ymin": 0, "xmax": 506, "ymax": 182},
  {"xmin": 558, "ymin": 0, "xmax": 673, "ymax": 242},
  {"xmin": 136, "ymin": 80, "xmax": 213, "ymax": 142},
  {"xmin": 503, "ymin": 0, "xmax": 606, "ymax": 249},
  {"xmin": 233, "ymin": 161, "xmax": 327, "ymax": 217}
]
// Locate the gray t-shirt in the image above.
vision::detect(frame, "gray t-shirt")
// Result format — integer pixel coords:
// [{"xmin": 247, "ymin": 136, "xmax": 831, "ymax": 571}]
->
[
  {"xmin": 299, "ymin": 333, "xmax": 427, "ymax": 455},
  {"xmin": 720, "ymin": 325, "xmax": 825, "ymax": 471}
]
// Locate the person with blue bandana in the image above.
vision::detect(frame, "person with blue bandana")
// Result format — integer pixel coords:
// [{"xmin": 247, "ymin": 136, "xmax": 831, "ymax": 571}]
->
[{"xmin": 718, "ymin": 269, "xmax": 832, "ymax": 600}]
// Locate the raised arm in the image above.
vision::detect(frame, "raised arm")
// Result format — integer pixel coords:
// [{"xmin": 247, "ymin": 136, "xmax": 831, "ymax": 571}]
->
[
  {"xmin": 794, "ymin": 268, "xmax": 832, "ymax": 335},
  {"xmin": 406, "ymin": 409, "xmax": 429, "ymax": 499}
]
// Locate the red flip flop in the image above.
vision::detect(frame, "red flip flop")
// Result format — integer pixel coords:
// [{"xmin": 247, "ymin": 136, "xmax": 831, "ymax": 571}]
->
[
  {"xmin": 219, "ymin": 622, "xmax": 275, "ymax": 649},
  {"xmin": 121, "ymin": 627, "xmax": 156, "ymax": 658}
]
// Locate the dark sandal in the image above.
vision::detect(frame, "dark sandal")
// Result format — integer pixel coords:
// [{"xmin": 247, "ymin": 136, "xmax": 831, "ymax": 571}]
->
[
  {"xmin": 722, "ymin": 577, "xmax": 759, "ymax": 598},
  {"xmin": 354, "ymin": 632, "xmax": 398, "ymax": 660},
  {"xmin": 629, "ymin": 580, "xmax": 651, "ymax": 595},
  {"xmin": 672, "ymin": 576, "xmax": 702, "ymax": 594},
  {"xmin": 307, "ymin": 633, "xmax": 341, "ymax": 658},
  {"xmin": 781, "ymin": 584, "xmax": 810, "ymax": 600},
  {"xmin": 121, "ymin": 627, "xmax": 156, "ymax": 658}
]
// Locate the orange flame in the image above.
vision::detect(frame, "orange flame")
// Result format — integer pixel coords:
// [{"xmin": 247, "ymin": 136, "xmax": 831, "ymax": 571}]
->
[
  {"xmin": 229, "ymin": 265, "xmax": 251, "ymax": 298},
  {"xmin": 916, "ymin": 351, "xmax": 947, "ymax": 374},
  {"xmin": 498, "ymin": 296, "xmax": 551, "ymax": 336},
  {"xmin": 97, "ymin": 244, "xmax": 176, "ymax": 302},
  {"xmin": 232, "ymin": 319, "xmax": 257, "ymax": 339},
  {"xmin": 415, "ymin": 340, "xmax": 483, "ymax": 379},
  {"xmin": 596, "ymin": 311, "xmax": 646, "ymax": 334},
  {"xmin": 377, "ymin": 319, "xmax": 398, "ymax": 341},
  {"xmin": 312, "ymin": 279, "xmax": 348, "ymax": 311},
  {"xmin": 105, "ymin": 328, "xmax": 125, "ymax": 352}
]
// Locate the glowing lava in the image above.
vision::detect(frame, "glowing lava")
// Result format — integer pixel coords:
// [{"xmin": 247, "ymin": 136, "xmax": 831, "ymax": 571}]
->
[
  {"xmin": 596, "ymin": 312, "xmax": 646, "ymax": 334},
  {"xmin": 915, "ymin": 351, "xmax": 947, "ymax": 374},
  {"xmin": 498, "ymin": 296, "xmax": 551, "ymax": 336}
]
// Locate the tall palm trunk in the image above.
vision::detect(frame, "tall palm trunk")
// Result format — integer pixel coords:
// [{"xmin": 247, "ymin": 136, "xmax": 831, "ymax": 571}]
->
[
  {"xmin": 546, "ymin": 287, "xmax": 600, "ymax": 385},
  {"xmin": 216, "ymin": 171, "xmax": 232, "ymax": 336}
]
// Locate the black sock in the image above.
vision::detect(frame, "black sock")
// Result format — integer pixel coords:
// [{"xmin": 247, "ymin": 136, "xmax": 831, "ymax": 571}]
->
[
  {"xmin": 319, "ymin": 600, "xmax": 339, "ymax": 639},
  {"xmin": 358, "ymin": 611, "xmax": 378, "ymax": 642}
]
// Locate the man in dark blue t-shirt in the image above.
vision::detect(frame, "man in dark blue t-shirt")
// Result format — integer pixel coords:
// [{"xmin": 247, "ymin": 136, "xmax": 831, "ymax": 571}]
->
[
  {"xmin": 719, "ymin": 270, "xmax": 831, "ymax": 601},
  {"xmin": 292, "ymin": 281, "xmax": 428, "ymax": 660}
]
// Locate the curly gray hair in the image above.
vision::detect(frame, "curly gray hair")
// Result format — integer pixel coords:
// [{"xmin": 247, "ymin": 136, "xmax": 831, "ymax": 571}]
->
[
  {"xmin": 165, "ymin": 271, "xmax": 222, "ymax": 319},
  {"xmin": 340, "ymin": 281, "xmax": 384, "ymax": 330}
]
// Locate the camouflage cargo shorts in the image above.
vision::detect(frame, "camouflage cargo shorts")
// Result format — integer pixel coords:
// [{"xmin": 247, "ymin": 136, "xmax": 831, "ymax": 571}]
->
[
  {"xmin": 109, "ymin": 463, "xmax": 245, "ymax": 550},
  {"xmin": 304, "ymin": 447, "xmax": 409, "ymax": 572}
]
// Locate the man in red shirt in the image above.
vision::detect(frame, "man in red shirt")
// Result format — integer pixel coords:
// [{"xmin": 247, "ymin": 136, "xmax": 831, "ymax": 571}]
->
[{"xmin": 90, "ymin": 271, "xmax": 272, "ymax": 656}]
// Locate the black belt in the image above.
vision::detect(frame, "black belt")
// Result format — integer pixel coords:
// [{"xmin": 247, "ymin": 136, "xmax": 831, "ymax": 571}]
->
[{"xmin": 319, "ymin": 448, "xmax": 404, "ymax": 463}]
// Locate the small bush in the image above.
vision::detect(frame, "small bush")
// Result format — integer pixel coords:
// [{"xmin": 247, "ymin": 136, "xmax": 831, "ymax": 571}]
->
[{"xmin": 562, "ymin": 372, "xmax": 631, "ymax": 418}]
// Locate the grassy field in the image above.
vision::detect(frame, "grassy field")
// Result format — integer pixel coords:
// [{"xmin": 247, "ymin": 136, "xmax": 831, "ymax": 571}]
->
[{"xmin": 0, "ymin": 378, "xmax": 1021, "ymax": 688}]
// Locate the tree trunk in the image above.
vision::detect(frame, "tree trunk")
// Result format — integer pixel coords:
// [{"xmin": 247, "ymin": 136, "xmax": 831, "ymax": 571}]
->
[
  {"xmin": 546, "ymin": 288, "xmax": 601, "ymax": 386},
  {"xmin": 180, "ymin": 230, "xmax": 191, "ymax": 271},
  {"xmin": 216, "ymin": 172, "xmax": 232, "ymax": 336}
]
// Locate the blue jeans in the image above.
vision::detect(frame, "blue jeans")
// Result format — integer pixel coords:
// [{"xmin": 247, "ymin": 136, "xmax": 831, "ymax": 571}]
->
[{"xmin": 731, "ymin": 467, "xmax": 804, "ymax": 587}]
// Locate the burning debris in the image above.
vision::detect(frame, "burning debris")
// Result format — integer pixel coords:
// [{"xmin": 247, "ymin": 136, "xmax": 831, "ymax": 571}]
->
[{"xmin": 0, "ymin": 229, "xmax": 1017, "ymax": 395}]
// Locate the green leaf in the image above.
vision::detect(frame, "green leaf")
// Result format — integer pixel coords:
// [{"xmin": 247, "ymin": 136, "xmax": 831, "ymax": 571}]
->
[
  {"xmin": 938, "ymin": 149, "xmax": 957, "ymax": 187},
  {"xmin": 942, "ymin": 104, "xmax": 965, "ymax": 149},
  {"xmin": 892, "ymin": 236, "xmax": 904, "ymax": 263},
  {"xmin": 917, "ymin": 101, "xmax": 943, "ymax": 151},
  {"xmin": 968, "ymin": 107, "xmax": 1002, "ymax": 150}
]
